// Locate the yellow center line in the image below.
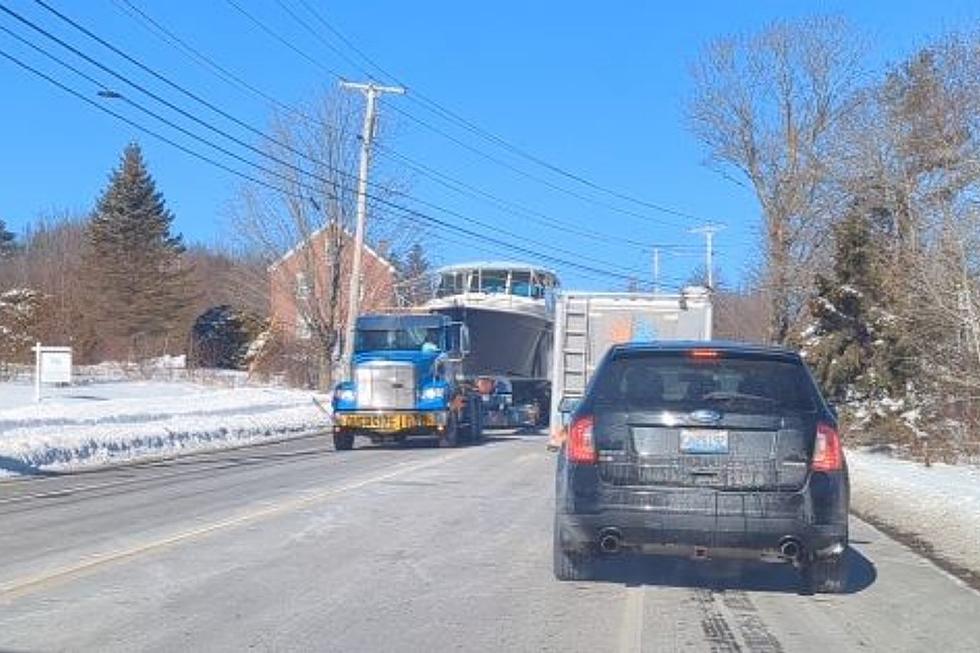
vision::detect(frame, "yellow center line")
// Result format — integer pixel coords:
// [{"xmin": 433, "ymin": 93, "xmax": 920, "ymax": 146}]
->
[{"xmin": 0, "ymin": 450, "xmax": 469, "ymax": 601}]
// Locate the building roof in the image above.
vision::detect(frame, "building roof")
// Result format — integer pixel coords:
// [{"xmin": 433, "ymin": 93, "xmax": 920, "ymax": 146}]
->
[{"xmin": 266, "ymin": 224, "xmax": 397, "ymax": 274}]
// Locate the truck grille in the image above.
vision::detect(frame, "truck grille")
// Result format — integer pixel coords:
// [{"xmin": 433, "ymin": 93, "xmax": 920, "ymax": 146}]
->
[{"xmin": 355, "ymin": 362, "xmax": 416, "ymax": 410}]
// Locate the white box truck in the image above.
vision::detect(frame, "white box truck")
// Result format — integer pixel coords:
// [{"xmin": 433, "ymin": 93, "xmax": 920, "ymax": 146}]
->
[{"xmin": 548, "ymin": 288, "xmax": 713, "ymax": 441}]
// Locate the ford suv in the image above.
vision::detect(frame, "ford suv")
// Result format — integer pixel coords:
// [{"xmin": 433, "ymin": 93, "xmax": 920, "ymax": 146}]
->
[{"xmin": 553, "ymin": 342, "xmax": 849, "ymax": 593}]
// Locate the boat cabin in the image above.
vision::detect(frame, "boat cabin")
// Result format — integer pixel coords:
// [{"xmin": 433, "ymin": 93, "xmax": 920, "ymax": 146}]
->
[{"xmin": 435, "ymin": 263, "xmax": 559, "ymax": 300}]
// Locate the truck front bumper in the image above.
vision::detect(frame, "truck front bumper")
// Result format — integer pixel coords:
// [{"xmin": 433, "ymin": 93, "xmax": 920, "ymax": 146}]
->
[{"xmin": 333, "ymin": 410, "xmax": 447, "ymax": 434}]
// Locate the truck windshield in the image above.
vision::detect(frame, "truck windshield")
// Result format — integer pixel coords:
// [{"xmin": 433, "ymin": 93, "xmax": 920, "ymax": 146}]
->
[{"xmin": 355, "ymin": 327, "xmax": 443, "ymax": 352}]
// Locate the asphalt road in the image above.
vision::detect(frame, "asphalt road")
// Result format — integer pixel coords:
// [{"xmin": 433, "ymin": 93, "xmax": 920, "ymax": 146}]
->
[{"xmin": 1, "ymin": 432, "xmax": 979, "ymax": 652}]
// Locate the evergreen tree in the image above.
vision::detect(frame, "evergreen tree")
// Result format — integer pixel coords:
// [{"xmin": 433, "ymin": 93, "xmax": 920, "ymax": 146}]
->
[
  {"xmin": 189, "ymin": 304, "xmax": 263, "ymax": 369},
  {"xmin": 396, "ymin": 242, "xmax": 433, "ymax": 305},
  {"xmin": 800, "ymin": 206, "xmax": 913, "ymax": 402},
  {"xmin": 84, "ymin": 143, "xmax": 191, "ymax": 357}
]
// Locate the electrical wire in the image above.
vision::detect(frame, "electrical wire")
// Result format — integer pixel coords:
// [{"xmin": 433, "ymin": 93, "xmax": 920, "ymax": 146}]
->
[
  {"xmin": 279, "ymin": 0, "xmax": 718, "ymax": 224},
  {"xmin": 8, "ymin": 1, "xmax": 659, "ymax": 277},
  {"xmin": 108, "ymin": 0, "xmax": 728, "ymax": 257},
  {"xmin": 14, "ymin": 1, "xmax": 727, "ymax": 280},
  {"xmin": 224, "ymin": 0, "xmax": 713, "ymax": 230},
  {"xmin": 111, "ymin": 0, "xmax": 692, "ymax": 255},
  {"xmin": 0, "ymin": 44, "xmax": 649, "ymax": 285}
]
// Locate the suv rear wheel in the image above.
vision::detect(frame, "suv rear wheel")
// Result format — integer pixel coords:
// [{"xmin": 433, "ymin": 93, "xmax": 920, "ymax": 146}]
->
[
  {"xmin": 553, "ymin": 517, "xmax": 596, "ymax": 581},
  {"xmin": 802, "ymin": 554, "xmax": 848, "ymax": 594}
]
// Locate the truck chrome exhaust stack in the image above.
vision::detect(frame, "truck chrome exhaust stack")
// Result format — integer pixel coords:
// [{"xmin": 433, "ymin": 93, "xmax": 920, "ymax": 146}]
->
[{"xmin": 598, "ymin": 528, "xmax": 623, "ymax": 554}]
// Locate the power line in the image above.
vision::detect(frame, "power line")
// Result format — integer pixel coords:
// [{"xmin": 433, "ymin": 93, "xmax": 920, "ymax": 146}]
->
[
  {"xmin": 377, "ymin": 143, "xmax": 701, "ymax": 253},
  {"xmin": 0, "ymin": 44, "xmax": 644, "ymax": 285},
  {"xmin": 9, "ymin": 2, "xmax": 717, "ymax": 282},
  {"xmin": 112, "ymin": 0, "xmax": 327, "ymax": 136},
  {"xmin": 110, "ymin": 1, "xmax": 694, "ymax": 255},
  {"xmin": 0, "ymin": 47, "xmax": 294, "ymax": 198},
  {"xmin": 280, "ymin": 0, "xmax": 716, "ymax": 224},
  {"xmin": 5, "ymin": 4, "xmax": 659, "ymax": 278},
  {"xmin": 221, "ymin": 0, "xmax": 342, "ymax": 79},
  {"xmin": 0, "ymin": 23, "xmax": 327, "ymax": 199},
  {"xmin": 107, "ymin": 0, "xmax": 725, "ymax": 258},
  {"xmin": 225, "ymin": 0, "xmax": 708, "ymax": 230},
  {"xmin": 25, "ymin": 0, "xmax": 341, "ymax": 176}
]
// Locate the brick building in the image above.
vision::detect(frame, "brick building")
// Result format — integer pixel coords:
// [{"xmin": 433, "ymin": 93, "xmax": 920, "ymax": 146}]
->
[{"xmin": 268, "ymin": 225, "xmax": 396, "ymax": 348}]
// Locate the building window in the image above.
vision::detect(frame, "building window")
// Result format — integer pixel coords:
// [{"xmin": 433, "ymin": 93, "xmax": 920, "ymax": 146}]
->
[{"xmin": 296, "ymin": 271, "xmax": 311, "ymax": 299}]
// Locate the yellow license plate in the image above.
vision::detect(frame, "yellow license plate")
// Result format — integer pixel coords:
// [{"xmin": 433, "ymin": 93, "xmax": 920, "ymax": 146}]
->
[{"xmin": 339, "ymin": 413, "xmax": 433, "ymax": 431}]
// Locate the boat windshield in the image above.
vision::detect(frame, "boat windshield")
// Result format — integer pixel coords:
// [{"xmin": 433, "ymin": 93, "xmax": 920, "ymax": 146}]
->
[{"xmin": 436, "ymin": 268, "xmax": 555, "ymax": 298}]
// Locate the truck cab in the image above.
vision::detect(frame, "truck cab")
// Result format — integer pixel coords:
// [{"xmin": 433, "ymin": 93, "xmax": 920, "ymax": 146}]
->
[{"xmin": 331, "ymin": 313, "xmax": 483, "ymax": 450}]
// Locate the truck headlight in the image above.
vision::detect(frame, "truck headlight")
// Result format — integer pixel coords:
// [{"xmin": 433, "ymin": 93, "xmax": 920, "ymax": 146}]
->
[
  {"xmin": 421, "ymin": 386, "xmax": 445, "ymax": 401},
  {"xmin": 336, "ymin": 388, "xmax": 356, "ymax": 402}
]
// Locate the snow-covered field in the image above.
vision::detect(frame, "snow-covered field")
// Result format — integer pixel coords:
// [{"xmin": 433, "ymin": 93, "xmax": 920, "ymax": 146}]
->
[
  {"xmin": 0, "ymin": 380, "xmax": 329, "ymax": 477},
  {"xmin": 848, "ymin": 449, "xmax": 980, "ymax": 579}
]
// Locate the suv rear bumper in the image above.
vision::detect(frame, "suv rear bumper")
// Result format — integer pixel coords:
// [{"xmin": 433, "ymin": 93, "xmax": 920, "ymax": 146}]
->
[
  {"xmin": 557, "ymin": 509, "xmax": 846, "ymax": 559},
  {"xmin": 556, "ymin": 484, "xmax": 848, "ymax": 559}
]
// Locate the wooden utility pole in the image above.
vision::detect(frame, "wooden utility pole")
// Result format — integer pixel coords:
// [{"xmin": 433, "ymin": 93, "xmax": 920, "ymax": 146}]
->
[{"xmin": 339, "ymin": 81, "xmax": 405, "ymax": 379}]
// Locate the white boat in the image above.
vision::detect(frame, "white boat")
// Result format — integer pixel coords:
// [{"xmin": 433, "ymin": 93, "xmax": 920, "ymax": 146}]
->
[{"xmin": 424, "ymin": 262, "xmax": 560, "ymax": 380}]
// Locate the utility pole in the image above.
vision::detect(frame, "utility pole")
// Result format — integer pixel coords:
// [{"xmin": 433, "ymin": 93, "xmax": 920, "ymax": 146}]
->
[
  {"xmin": 691, "ymin": 225, "xmax": 723, "ymax": 290},
  {"xmin": 340, "ymin": 81, "xmax": 405, "ymax": 379},
  {"xmin": 652, "ymin": 247, "xmax": 660, "ymax": 295}
]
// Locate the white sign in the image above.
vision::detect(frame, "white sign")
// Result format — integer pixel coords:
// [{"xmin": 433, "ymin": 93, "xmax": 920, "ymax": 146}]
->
[
  {"xmin": 33, "ymin": 344, "xmax": 73, "ymax": 402},
  {"xmin": 40, "ymin": 349, "xmax": 72, "ymax": 384}
]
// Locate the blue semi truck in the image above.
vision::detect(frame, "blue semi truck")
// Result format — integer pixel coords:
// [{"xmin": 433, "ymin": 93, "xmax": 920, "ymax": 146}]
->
[{"xmin": 331, "ymin": 313, "xmax": 484, "ymax": 450}]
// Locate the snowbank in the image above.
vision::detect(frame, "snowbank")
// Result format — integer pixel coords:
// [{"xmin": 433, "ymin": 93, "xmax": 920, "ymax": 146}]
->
[
  {"xmin": 848, "ymin": 449, "xmax": 980, "ymax": 577},
  {"xmin": 0, "ymin": 381, "xmax": 329, "ymax": 476}
]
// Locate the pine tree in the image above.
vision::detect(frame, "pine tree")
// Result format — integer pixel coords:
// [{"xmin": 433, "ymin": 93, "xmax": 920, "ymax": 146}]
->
[
  {"xmin": 84, "ymin": 142, "xmax": 191, "ymax": 357},
  {"xmin": 396, "ymin": 242, "xmax": 433, "ymax": 305},
  {"xmin": 800, "ymin": 206, "xmax": 913, "ymax": 402}
]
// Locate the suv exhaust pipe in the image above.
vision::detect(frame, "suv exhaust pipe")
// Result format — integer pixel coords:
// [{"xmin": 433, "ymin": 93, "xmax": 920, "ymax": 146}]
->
[
  {"xmin": 779, "ymin": 537, "xmax": 803, "ymax": 562},
  {"xmin": 598, "ymin": 529, "xmax": 623, "ymax": 555}
]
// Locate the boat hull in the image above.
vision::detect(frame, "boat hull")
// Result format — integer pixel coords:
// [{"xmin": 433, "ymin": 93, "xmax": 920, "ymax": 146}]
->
[{"xmin": 430, "ymin": 305, "xmax": 552, "ymax": 379}]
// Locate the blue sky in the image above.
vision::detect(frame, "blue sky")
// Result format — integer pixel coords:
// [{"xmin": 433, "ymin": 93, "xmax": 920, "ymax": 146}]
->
[{"xmin": 2, "ymin": 0, "xmax": 978, "ymax": 290}]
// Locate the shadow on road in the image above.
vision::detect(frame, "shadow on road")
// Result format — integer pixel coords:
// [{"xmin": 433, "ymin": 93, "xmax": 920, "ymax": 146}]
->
[
  {"xmin": 355, "ymin": 431, "xmax": 530, "ymax": 451},
  {"xmin": 593, "ymin": 546, "xmax": 877, "ymax": 595}
]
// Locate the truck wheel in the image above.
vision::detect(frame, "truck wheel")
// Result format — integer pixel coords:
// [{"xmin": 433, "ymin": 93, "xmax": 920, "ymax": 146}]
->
[
  {"xmin": 464, "ymin": 397, "xmax": 483, "ymax": 444},
  {"xmin": 553, "ymin": 516, "xmax": 595, "ymax": 581},
  {"xmin": 439, "ymin": 411, "xmax": 459, "ymax": 448},
  {"xmin": 472, "ymin": 398, "xmax": 484, "ymax": 442},
  {"xmin": 802, "ymin": 554, "xmax": 849, "ymax": 594},
  {"xmin": 333, "ymin": 431, "xmax": 354, "ymax": 451}
]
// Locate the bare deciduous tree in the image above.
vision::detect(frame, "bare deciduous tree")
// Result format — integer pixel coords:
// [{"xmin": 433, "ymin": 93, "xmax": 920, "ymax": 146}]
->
[
  {"xmin": 688, "ymin": 16, "xmax": 864, "ymax": 342},
  {"xmin": 230, "ymin": 89, "xmax": 415, "ymax": 388}
]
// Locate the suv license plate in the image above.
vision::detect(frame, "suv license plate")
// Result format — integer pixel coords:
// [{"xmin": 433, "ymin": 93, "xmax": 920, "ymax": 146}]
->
[{"xmin": 680, "ymin": 429, "xmax": 729, "ymax": 454}]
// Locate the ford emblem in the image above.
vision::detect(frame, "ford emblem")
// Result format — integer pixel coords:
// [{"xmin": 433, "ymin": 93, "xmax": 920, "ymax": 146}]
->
[{"xmin": 689, "ymin": 409, "xmax": 721, "ymax": 424}]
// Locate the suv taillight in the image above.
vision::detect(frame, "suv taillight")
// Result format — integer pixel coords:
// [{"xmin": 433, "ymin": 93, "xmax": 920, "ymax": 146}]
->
[
  {"xmin": 567, "ymin": 415, "xmax": 596, "ymax": 464},
  {"xmin": 812, "ymin": 422, "xmax": 844, "ymax": 472}
]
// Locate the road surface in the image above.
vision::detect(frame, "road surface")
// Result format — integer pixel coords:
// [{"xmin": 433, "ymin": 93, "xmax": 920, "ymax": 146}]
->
[{"xmin": 1, "ymin": 432, "xmax": 979, "ymax": 652}]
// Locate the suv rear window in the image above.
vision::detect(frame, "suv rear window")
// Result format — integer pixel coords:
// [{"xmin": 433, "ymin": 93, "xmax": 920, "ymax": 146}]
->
[{"xmin": 590, "ymin": 350, "xmax": 818, "ymax": 413}]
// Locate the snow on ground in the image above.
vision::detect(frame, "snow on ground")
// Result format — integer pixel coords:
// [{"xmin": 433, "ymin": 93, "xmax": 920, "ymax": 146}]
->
[
  {"xmin": 0, "ymin": 380, "xmax": 329, "ymax": 477},
  {"xmin": 848, "ymin": 448, "xmax": 980, "ymax": 577}
]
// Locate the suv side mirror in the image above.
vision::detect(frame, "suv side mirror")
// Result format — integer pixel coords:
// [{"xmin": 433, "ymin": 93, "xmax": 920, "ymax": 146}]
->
[{"xmin": 558, "ymin": 396, "xmax": 581, "ymax": 414}]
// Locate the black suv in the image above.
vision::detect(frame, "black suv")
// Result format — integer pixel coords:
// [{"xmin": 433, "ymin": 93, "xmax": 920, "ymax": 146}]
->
[{"xmin": 553, "ymin": 341, "xmax": 849, "ymax": 593}]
